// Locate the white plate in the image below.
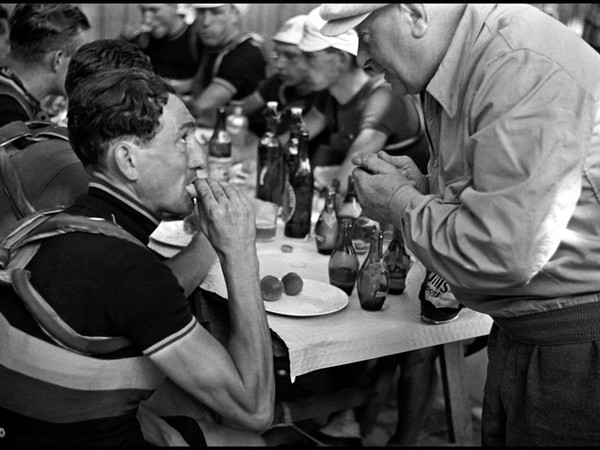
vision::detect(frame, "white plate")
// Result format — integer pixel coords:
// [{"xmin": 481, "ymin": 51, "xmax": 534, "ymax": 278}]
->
[
  {"xmin": 263, "ymin": 279, "xmax": 348, "ymax": 317},
  {"xmin": 151, "ymin": 220, "xmax": 192, "ymax": 248}
]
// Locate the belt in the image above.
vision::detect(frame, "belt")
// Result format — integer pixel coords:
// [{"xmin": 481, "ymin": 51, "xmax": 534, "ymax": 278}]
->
[{"xmin": 493, "ymin": 297, "xmax": 600, "ymax": 345}]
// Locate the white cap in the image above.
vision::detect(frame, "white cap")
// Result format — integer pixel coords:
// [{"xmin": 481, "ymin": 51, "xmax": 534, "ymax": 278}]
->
[
  {"xmin": 192, "ymin": 4, "xmax": 249, "ymax": 15},
  {"xmin": 318, "ymin": 4, "xmax": 389, "ymax": 37},
  {"xmin": 272, "ymin": 14, "xmax": 308, "ymax": 46},
  {"xmin": 298, "ymin": 7, "xmax": 358, "ymax": 56}
]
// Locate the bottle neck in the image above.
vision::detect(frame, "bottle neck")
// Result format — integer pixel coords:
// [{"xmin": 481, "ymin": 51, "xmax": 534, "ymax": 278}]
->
[
  {"xmin": 297, "ymin": 131, "xmax": 309, "ymax": 160},
  {"xmin": 290, "ymin": 112, "xmax": 305, "ymax": 135},
  {"xmin": 393, "ymin": 227, "xmax": 404, "ymax": 245},
  {"xmin": 265, "ymin": 115, "xmax": 278, "ymax": 134},
  {"xmin": 214, "ymin": 109, "xmax": 227, "ymax": 130},
  {"xmin": 370, "ymin": 232, "xmax": 384, "ymax": 258},
  {"xmin": 325, "ymin": 190, "xmax": 336, "ymax": 212}
]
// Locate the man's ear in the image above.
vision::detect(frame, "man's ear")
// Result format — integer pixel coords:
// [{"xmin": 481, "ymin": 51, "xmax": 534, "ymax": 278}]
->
[
  {"xmin": 109, "ymin": 139, "xmax": 140, "ymax": 181},
  {"xmin": 403, "ymin": 4, "xmax": 429, "ymax": 39},
  {"xmin": 51, "ymin": 49, "xmax": 66, "ymax": 72}
]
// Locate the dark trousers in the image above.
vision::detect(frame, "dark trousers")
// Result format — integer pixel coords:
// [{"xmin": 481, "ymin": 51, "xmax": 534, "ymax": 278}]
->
[{"xmin": 482, "ymin": 323, "xmax": 600, "ymax": 446}]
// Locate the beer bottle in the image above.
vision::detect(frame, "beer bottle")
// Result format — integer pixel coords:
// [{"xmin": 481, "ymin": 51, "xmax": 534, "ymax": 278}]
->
[
  {"xmin": 314, "ymin": 186, "xmax": 339, "ymax": 255},
  {"xmin": 226, "ymin": 100, "xmax": 248, "ymax": 152},
  {"xmin": 383, "ymin": 227, "xmax": 411, "ymax": 295},
  {"xmin": 284, "ymin": 107, "xmax": 305, "ymax": 175},
  {"xmin": 256, "ymin": 101, "xmax": 284, "ymax": 205},
  {"xmin": 281, "ymin": 107, "xmax": 306, "ymax": 222},
  {"xmin": 284, "ymin": 130, "xmax": 313, "ymax": 238},
  {"xmin": 357, "ymin": 229, "xmax": 390, "ymax": 311},
  {"xmin": 208, "ymin": 107, "xmax": 232, "ymax": 183},
  {"xmin": 328, "ymin": 218, "xmax": 359, "ymax": 296}
]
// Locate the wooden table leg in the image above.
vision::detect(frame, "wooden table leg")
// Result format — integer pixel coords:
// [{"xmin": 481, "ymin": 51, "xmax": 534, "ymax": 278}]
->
[{"xmin": 437, "ymin": 341, "xmax": 474, "ymax": 445}]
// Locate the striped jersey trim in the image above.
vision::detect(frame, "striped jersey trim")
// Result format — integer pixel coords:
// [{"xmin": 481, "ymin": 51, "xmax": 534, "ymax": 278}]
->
[
  {"xmin": 88, "ymin": 173, "xmax": 160, "ymax": 226},
  {"xmin": 0, "ymin": 364, "xmax": 155, "ymax": 423},
  {"xmin": 0, "ymin": 313, "xmax": 164, "ymax": 390},
  {"xmin": 143, "ymin": 317, "xmax": 198, "ymax": 356}
]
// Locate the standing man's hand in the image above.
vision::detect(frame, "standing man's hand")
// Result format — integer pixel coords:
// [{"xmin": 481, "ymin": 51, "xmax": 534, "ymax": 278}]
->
[{"xmin": 351, "ymin": 152, "xmax": 418, "ymax": 225}]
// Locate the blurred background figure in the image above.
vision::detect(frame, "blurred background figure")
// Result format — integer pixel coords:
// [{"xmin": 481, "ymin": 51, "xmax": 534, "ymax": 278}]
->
[
  {"xmin": 0, "ymin": 3, "xmax": 90, "ymax": 127},
  {"xmin": 240, "ymin": 15, "xmax": 314, "ymax": 135},
  {"xmin": 289, "ymin": 7, "xmax": 429, "ymax": 195},
  {"xmin": 0, "ymin": 5, "xmax": 9, "ymax": 65},
  {"xmin": 239, "ymin": 13, "xmax": 329, "ymax": 158},
  {"xmin": 531, "ymin": 3, "xmax": 560, "ymax": 20},
  {"xmin": 187, "ymin": 3, "xmax": 268, "ymax": 127},
  {"xmin": 120, "ymin": 3, "xmax": 202, "ymax": 98},
  {"xmin": 582, "ymin": 3, "xmax": 600, "ymax": 53}
]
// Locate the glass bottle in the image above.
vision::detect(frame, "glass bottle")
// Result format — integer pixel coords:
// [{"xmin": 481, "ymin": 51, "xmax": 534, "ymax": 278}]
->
[
  {"xmin": 256, "ymin": 101, "xmax": 284, "ymax": 205},
  {"xmin": 226, "ymin": 100, "xmax": 248, "ymax": 151},
  {"xmin": 284, "ymin": 107, "xmax": 305, "ymax": 176},
  {"xmin": 208, "ymin": 106, "xmax": 232, "ymax": 183},
  {"xmin": 314, "ymin": 186, "xmax": 339, "ymax": 255},
  {"xmin": 284, "ymin": 130, "xmax": 313, "ymax": 238},
  {"xmin": 357, "ymin": 229, "xmax": 390, "ymax": 311},
  {"xmin": 338, "ymin": 176, "xmax": 369, "ymax": 253},
  {"xmin": 338, "ymin": 175, "xmax": 361, "ymax": 221},
  {"xmin": 281, "ymin": 107, "xmax": 306, "ymax": 223},
  {"xmin": 328, "ymin": 218, "xmax": 359, "ymax": 296},
  {"xmin": 383, "ymin": 227, "xmax": 411, "ymax": 295}
]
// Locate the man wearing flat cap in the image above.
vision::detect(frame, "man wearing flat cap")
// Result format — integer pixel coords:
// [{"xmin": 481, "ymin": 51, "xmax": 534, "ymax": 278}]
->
[{"xmin": 319, "ymin": 3, "xmax": 600, "ymax": 446}]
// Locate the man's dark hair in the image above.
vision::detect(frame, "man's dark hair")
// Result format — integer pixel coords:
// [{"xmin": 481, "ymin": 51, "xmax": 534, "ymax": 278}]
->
[
  {"xmin": 9, "ymin": 3, "xmax": 90, "ymax": 63},
  {"xmin": 65, "ymin": 39, "xmax": 153, "ymax": 97},
  {"xmin": 68, "ymin": 69, "xmax": 174, "ymax": 167}
]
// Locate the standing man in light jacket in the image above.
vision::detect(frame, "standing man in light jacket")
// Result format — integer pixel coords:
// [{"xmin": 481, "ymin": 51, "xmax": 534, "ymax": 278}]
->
[{"xmin": 320, "ymin": 3, "xmax": 600, "ymax": 446}]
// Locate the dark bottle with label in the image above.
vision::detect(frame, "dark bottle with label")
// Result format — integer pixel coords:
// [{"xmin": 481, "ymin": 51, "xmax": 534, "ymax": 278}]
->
[
  {"xmin": 281, "ymin": 107, "xmax": 305, "ymax": 223},
  {"xmin": 208, "ymin": 106, "xmax": 232, "ymax": 182},
  {"xmin": 328, "ymin": 218, "xmax": 359, "ymax": 295},
  {"xmin": 314, "ymin": 186, "xmax": 339, "ymax": 255},
  {"xmin": 256, "ymin": 101, "xmax": 284, "ymax": 205},
  {"xmin": 284, "ymin": 107, "xmax": 305, "ymax": 175},
  {"xmin": 284, "ymin": 130, "xmax": 313, "ymax": 238},
  {"xmin": 383, "ymin": 227, "xmax": 411, "ymax": 295},
  {"xmin": 357, "ymin": 229, "xmax": 390, "ymax": 311}
]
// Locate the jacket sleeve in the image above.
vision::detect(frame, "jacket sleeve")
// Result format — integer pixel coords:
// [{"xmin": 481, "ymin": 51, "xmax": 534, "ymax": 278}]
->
[{"xmin": 393, "ymin": 51, "xmax": 597, "ymax": 291}]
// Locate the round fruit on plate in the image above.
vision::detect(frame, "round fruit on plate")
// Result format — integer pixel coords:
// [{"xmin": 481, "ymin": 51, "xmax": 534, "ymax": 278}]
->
[
  {"xmin": 260, "ymin": 275, "xmax": 284, "ymax": 301},
  {"xmin": 282, "ymin": 272, "xmax": 303, "ymax": 296}
]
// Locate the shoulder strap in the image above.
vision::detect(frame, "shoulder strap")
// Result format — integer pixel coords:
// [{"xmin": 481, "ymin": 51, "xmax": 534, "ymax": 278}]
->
[
  {"xmin": 0, "ymin": 121, "xmax": 71, "ymax": 222},
  {"xmin": 188, "ymin": 21, "xmax": 201, "ymax": 67},
  {"xmin": 212, "ymin": 32, "xmax": 268, "ymax": 79},
  {"xmin": 0, "ymin": 139, "xmax": 36, "ymax": 220},
  {"xmin": 0, "ymin": 77, "xmax": 35, "ymax": 120},
  {"xmin": 0, "ymin": 120, "xmax": 68, "ymax": 153},
  {"xmin": 1, "ymin": 210, "xmax": 144, "ymax": 355}
]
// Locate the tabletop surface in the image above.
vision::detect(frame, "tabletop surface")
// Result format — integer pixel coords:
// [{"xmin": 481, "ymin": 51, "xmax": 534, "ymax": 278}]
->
[{"xmin": 150, "ymin": 216, "xmax": 493, "ymax": 382}]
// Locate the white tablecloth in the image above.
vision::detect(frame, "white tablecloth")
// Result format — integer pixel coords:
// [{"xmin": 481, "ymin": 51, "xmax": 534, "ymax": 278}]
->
[{"xmin": 150, "ymin": 219, "xmax": 493, "ymax": 382}]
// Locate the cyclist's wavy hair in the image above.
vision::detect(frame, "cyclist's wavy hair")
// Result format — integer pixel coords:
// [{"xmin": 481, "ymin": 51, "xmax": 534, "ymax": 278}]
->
[
  {"xmin": 65, "ymin": 39, "xmax": 153, "ymax": 97},
  {"xmin": 9, "ymin": 3, "xmax": 90, "ymax": 63},
  {"xmin": 67, "ymin": 68, "xmax": 175, "ymax": 167}
]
